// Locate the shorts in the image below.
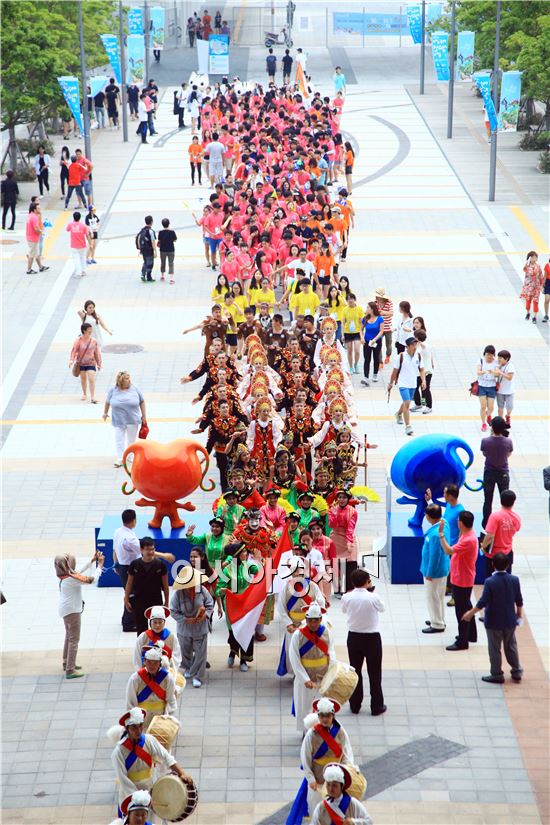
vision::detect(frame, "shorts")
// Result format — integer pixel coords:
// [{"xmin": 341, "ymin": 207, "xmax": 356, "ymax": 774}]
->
[
  {"xmin": 27, "ymin": 241, "xmax": 39, "ymax": 256},
  {"xmin": 344, "ymin": 332, "xmax": 360, "ymax": 342},
  {"xmin": 399, "ymin": 387, "xmax": 416, "ymax": 401},
  {"xmin": 207, "ymin": 238, "xmax": 222, "ymax": 253},
  {"xmin": 226, "ymin": 333, "xmax": 238, "ymax": 346},
  {"xmin": 478, "ymin": 386, "xmax": 497, "ymax": 399},
  {"xmin": 82, "ymin": 180, "xmax": 92, "ymax": 195},
  {"xmin": 79, "ymin": 365, "xmax": 96, "ymax": 371},
  {"xmin": 318, "ymin": 275, "xmax": 331, "ymax": 286},
  {"xmin": 544, "ymin": 279, "xmax": 550, "ymax": 295},
  {"xmin": 496, "ymin": 392, "xmax": 514, "ymax": 412},
  {"xmin": 89, "ymin": 232, "xmax": 98, "ymax": 240},
  {"xmin": 345, "ymin": 165, "xmax": 353, "ymax": 175}
]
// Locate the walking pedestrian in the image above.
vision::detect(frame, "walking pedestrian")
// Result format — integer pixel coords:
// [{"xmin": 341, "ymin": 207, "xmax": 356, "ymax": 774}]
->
[
  {"xmin": 462, "ymin": 552, "xmax": 524, "ymax": 684},
  {"xmin": 84, "ymin": 205, "xmax": 100, "ymax": 264},
  {"xmin": 374, "ymin": 287, "xmax": 393, "ymax": 367},
  {"xmin": 360, "ymin": 301, "xmax": 384, "ymax": 386},
  {"xmin": 204, "ymin": 132, "xmax": 225, "ymax": 186},
  {"xmin": 105, "ymin": 77, "xmax": 121, "ymax": 128},
  {"xmin": 94, "ymin": 87, "xmax": 106, "ymax": 127},
  {"xmin": 59, "ymin": 146, "xmax": 70, "ymax": 198},
  {"xmin": 124, "ymin": 538, "xmax": 170, "ymax": 636},
  {"xmin": 342, "ymin": 293, "xmax": 363, "ymax": 374},
  {"xmin": 1, "ymin": 170, "xmax": 19, "ymax": 230},
  {"xmin": 476, "ymin": 345, "xmax": 499, "ymax": 432},
  {"xmin": 328, "ymin": 490, "xmax": 358, "ymax": 595},
  {"xmin": 282, "ymin": 48, "xmax": 293, "ymax": 84},
  {"xmin": 543, "ymin": 256, "xmax": 550, "ymax": 322},
  {"xmin": 135, "ymin": 215, "xmax": 156, "ymax": 282},
  {"xmin": 438, "ymin": 511, "xmax": 478, "ymax": 650},
  {"xmin": 75, "ymin": 148, "xmax": 93, "ymax": 208},
  {"xmin": 411, "ymin": 329, "xmax": 434, "ymax": 414},
  {"xmin": 214, "ymin": 10, "xmax": 222, "ymax": 32},
  {"xmin": 25, "ymin": 202, "xmax": 48, "ymax": 273},
  {"xmin": 266, "ymin": 48, "xmax": 277, "ymax": 80},
  {"xmin": 344, "ymin": 142, "xmax": 354, "ymax": 194},
  {"xmin": 176, "ymin": 83, "xmax": 188, "ymax": 128},
  {"xmin": 69, "ymin": 322, "xmax": 102, "ymax": 402},
  {"xmin": 137, "ymin": 93, "xmax": 149, "ymax": 143},
  {"xmin": 64, "ymin": 155, "xmax": 85, "ymax": 209},
  {"xmin": 480, "ymin": 489, "xmax": 521, "ymax": 575},
  {"xmin": 520, "ymin": 250, "xmax": 544, "ymax": 323},
  {"xmin": 342, "ymin": 568, "xmax": 386, "ymax": 716},
  {"xmin": 187, "ymin": 17, "xmax": 196, "ymax": 47},
  {"xmin": 157, "ymin": 218, "xmax": 177, "ymax": 284},
  {"xmin": 54, "ymin": 550, "xmax": 104, "ymax": 678},
  {"xmin": 170, "ymin": 566, "xmax": 214, "ymax": 688},
  {"xmin": 296, "ymin": 47, "xmax": 308, "ymax": 72},
  {"xmin": 495, "ymin": 349, "xmax": 515, "ymax": 427},
  {"xmin": 127, "ymin": 82, "xmax": 140, "ymax": 120},
  {"xmin": 103, "ymin": 371, "xmax": 147, "ymax": 467},
  {"xmin": 333, "ymin": 66, "xmax": 347, "ymax": 96},
  {"xmin": 395, "ymin": 300, "xmax": 413, "ymax": 354},
  {"xmin": 389, "ymin": 336, "xmax": 426, "ymax": 436},
  {"xmin": 187, "ymin": 86, "xmax": 201, "ymax": 134},
  {"xmin": 420, "ymin": 503, "xmax": 450, "ymax": 634},
  {"xmin": 66, "ymin": 210, "xmax": 90, "ymax": 279},
  {"xmin": 188, "ymin": 136, "xmax": 203, "ymax": 185},
  {"xmin": 480, "ymin": 415, "xmax": 513, "ymax": 528},
  {"xmin": 34, "ymin": 144, "xmax": 50, "ymax": 195},
  {"xmin": 78, "ymin": 299, "xmax": 112, "ymax": 346}
]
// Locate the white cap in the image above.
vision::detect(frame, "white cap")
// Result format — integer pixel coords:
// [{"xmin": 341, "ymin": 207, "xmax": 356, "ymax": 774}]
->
[
  {"xmin": 146, "ymin": 605, "xmax": 170, "ymax": 622},
  {"xmin": 120, "ymin": 707, "xmax": 146, "ymax": 727},
  {"xmin": 324, "ymin": 764, "xmax": 345, "ymax": 784},
  {"xmin": 128, "ymin": 790, "xmax": 151, "ymax": 812},
  {"xmin": 144, "ymin": 647, "xmax": 162, "ymax": 661},
  {"xmin": 316, "ymin": 697, "xmax": 336, "ymax": 715},
  {"xmin": 305, "ymin": 603, "xmax": 323, "ymax": 619}
]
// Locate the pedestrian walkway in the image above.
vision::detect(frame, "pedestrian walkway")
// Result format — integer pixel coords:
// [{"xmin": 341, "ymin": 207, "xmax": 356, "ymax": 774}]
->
[{"xmin": 1, "ymin": 44, "xmax": 548, "ymax": 825}]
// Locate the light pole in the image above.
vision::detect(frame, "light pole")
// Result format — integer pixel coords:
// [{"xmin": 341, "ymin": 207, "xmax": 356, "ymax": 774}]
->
[
  {"xmin": 77, "ymin": 0, "xmax": 93, "ymax": 200},
  {"xmin": 489, "ymin": 0, "xmax": 501, "ymax": 201},
  {"xmin": 447, "ymin": 0, "xmax": 456, "ymax": 138},
  {"xmin": 420, "ymin": 0, "xmax": 426, "ymax": 94},
  {"xmin": 144, "ymin": 0, "xmax": 150, "ymax": 82},
  {"xmin": 119, "ymin": 0, "xmax": 128, "ymax": 142}
]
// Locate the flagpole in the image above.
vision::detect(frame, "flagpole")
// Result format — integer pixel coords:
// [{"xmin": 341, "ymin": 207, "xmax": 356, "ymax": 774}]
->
[
  {"xmin": 419, "ymin": 0, "xmax": 426, "ymax": 95},
  {"xmin": 447, "ymin": 0, "xmax": 456, "ymax": 138},
  {"xmin": 489, "ymin": 0, "xmax": 501, "ymax": 201},
  {"xmin": 78, "ymin": 0, "xmax": 93, "ymax": 201},
  {"xmin": 119, "ymin": 1, "xmax": 129, "ymax": 142}
]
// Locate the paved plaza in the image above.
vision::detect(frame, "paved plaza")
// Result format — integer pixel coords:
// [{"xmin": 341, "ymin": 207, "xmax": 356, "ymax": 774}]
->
[{"xmin": 1, "ymin": 31, "xmax": 549, "ymax": 825}]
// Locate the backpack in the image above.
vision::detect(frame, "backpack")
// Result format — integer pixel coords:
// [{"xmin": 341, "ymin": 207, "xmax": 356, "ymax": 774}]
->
[{"xmin": 136, "ymin": 227, "xmax": 152, "ymax": 252}]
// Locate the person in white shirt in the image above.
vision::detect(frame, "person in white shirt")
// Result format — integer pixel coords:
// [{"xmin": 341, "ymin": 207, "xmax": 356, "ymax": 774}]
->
[
  {"xmin": 54, "ymin": 550, "xmax": 104, "ymax": 678},
  {"xmin": 296, "ymin": 47, "xmax": 308, "ymax": 72},
  {"xmin": 410, "ymin": 329, "xmax": 434, "ymax": 415},
  {"xmin": 341, "ymin": 568, "xmax": 386, "ymax": 716},
  {"xmin": 311, "ymin": 763, "xmax": 373, "ymax": 825},
  {"xmin": 495, "ymin": 349, "xmax": 515, "ymax": 427},
  {"xmin": 388, "ymin": 336, "xmax": 425, "ymax": 436}
]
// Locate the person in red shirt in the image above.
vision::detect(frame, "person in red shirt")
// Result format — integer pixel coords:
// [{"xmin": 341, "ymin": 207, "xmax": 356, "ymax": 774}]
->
[
  {"xmin": 64, "ymin": 155, "xmax": 86, "ymax": 209},
  {"xmin": 481, "ymin": 489, "xmax": 521, "ymax": 574},
  {"xmin": 66, "ymin": 210, "xmax": 91, "ymax": 279},
  {"xmin": 75, "ymin": 149, "xmax": 93, "ymax": 208},
  {"xmin": 439, "ymin": 511, "xmax": 479, "ymax": 651},
  {"xmin": 543, "ymin": 256, "xmax": 550, "ymax": 322}
]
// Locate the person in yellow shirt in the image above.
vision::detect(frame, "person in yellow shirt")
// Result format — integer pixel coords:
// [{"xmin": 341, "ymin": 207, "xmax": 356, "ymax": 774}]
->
[
  {"xmin": 341, "ymin": 292, "xmax": 364, "ymax": 373},
  {"xmin": 293, "ymin": 278, "xmax": 321, "ymax": 318},
  {"xmin": 231, "ymin": 281, "xmax": 248, "ymax": 313},
  {"xmin": 327, "ymin": 285, "xmax": 347, "ymax": 341},
  {"xmin": 255, "ymin": 277, "xmax": 276, "ymax": 309},
  {"xmin": 222, "ymin": 293, "xmax": 243, "ymax": 355}
]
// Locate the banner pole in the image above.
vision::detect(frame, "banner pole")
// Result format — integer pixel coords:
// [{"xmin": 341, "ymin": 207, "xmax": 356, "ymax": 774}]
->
[
  {"xmin": 144, "ymin": 0, "xmax": 150, "ymax": 82},
  {"xmin": 77, "ymin": 0, "xmax": 93, "ymax": 201},
  {"xmin": 419, "ymin": 0, "xmax": 426, "ymax": 94},
  {"xmin": 489, "ymin": 0, "xmax": 501, "ymax": 202},
  {"xmin": 119, "ymin": 2, "xmax": 129, "ymax": 142},
  {"xmin": 447, "ymin": 0, "xmax": 456, "ymax": 138}
]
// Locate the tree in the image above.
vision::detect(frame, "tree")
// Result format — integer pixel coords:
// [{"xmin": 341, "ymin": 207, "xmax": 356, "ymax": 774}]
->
[{"xmin": 509, "ymin": 14, "xmax": 550, "ymax": 130}]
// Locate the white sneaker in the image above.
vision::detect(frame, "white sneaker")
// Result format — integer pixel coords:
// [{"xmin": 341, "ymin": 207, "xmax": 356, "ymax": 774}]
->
[
  {"xmin": 409, "ymin": 405, "xmax": 422, "ymax": 412},
  {"xmin": 184, "ymin": 671, "xmax": 191, "ymax": 678},
  {"xmin": 422, "ymin": 407, "xmax": 432, "ymax": 415},
  {"xmin": 395, "ymin": 412, "xmax": 404, "ymax": 425},
  {"xmin": 192, "ymin": 678, "xmax": 202, "ymax": 688},
  {"xmin": 361, "ymin": 379, "xmax": 370, "ymax": 386},
  {"xmin": 239, "ymin": 661, "xmax": 249, "ymax": 672},
  {"xmin": 405, "ymin": 425, "xmax": 414, "ymax": 436},
  {"xmin": 372, "ymin": 375, "xmax": 379, "ymax": 383}
]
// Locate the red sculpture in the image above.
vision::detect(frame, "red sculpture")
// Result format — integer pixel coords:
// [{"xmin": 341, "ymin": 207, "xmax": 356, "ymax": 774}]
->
[{"xmin": 122, "ymin": 438, "xmax": 215, "ymax": 529}]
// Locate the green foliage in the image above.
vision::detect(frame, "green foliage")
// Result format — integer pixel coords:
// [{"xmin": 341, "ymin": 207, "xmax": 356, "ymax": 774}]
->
[
  {"xmin": 509, "ymin": 14, "xmax": 550, "ymax": 106},
  {"xmin": 0, "ymin": 0, "xmax": 118, "ymax": 130},
  {"xmin": 538, "ymin": 150, "xmax": 550, "ymax": 174},
  {"xmin": 519, "ymin": 131, "xmax": 550, "ymax": 151},
  {"xmin": 17, "ymin": 137, "xmax": 56, "ymax": 157}
]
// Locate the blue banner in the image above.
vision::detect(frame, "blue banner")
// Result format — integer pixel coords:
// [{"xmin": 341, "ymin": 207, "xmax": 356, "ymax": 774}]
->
[
  {"xmin": 499, "ymin": 70, "xmax": 522, "ymax": 131},
  {"xmin": 57, "ymin": 76, "xmax": 83, "ymax": 134},
  {"xmin": 333, "ymin": 11, "xmax": 407, "ymax": 36},
  {"xmin": 407, "ymin": 5, "xmax": 422, "ymax": 44},
  {"xmin": 128, "ymin": 8, "xmax": 143, "ymax": 35},
  {"xmin": 100, "ymin": 34, "xmax": 121, "ymax": 83},
  {"xmin": 209, "ymin": 34, "xmax": 229, "ymax": 74},
  {"xmin": 90, "ymin": 75, "xmax": 109, "ymax": 98},
  {"xmin": 474, "ymin": 73, "xmax": 499, "ymax": 133},
  {"xmin": 456, "ymin": 30, "xmax": 475, "ymax": 81},
  {"xmin": 431, "ymin": 31, "xmax": 449, "ymax": 81},
  {"xmin": 427, "ymin": 3, "xmax": 442, "ymax": 27},
  {"xmin": 127, "ymin": 34, "xmax": 145, "ymax": 85},
  {"xmin": 150, "ymin": 7, "xmax": 165, "ymax": 50}
]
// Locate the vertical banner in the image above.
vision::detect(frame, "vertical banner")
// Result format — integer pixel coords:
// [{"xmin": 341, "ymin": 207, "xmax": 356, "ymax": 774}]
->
[
  {"xmin": 427, "ymin": 3, "xmax": 442, "ymax": 27},
  {"xmin": 57, "ymin": 76, "xmax": 83, "ymax": 133},
  {"xmin": 196, "ymin": 39, "xmax": 210, "ymax": 75},
  {"xmin": 208, "ymin": 34, "xmax": 229, "ymax": 74},
  {"xmin": 100, "ymin": 34, "xmax": 121, "ymax": 83},
  {"xmin": 90, "ymin": 75, "xmax": 109, "ymax": 98},
  {"xmin": 474, "ymin": 73, "xmax": 499, "ymax": 133},
  {"xmin": 127, "ymin": 34, "xmax": 145, "ymax": 85},
  {"xmin": 128, "ymin": 8, "xmax": 144, "ymax": 34},
  {"xmin": 407, "ymin": 5, "xmax": 422, "ymax": 44},
  {"xmin": 431, "ymin": 31, "xmax": 449, "ymax": 81},
  {"xmin": 150, "ymin": 7, "xmax": 165, "ymax": 50},
  {"xmin": 499, "ymin": 70, "xmax": 522, "ymax": 131},
  {"xmin": 456, "ymin": 30, "xmax": 475, "ymax": 81}
]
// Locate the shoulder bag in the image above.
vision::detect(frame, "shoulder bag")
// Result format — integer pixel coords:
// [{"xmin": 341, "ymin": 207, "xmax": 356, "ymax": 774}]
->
[{"xmin": 72, "ymin": 338, "xmax": 92, "ymax": 377}]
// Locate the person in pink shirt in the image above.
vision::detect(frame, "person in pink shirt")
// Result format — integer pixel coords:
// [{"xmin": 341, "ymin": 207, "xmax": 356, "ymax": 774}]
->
[
  {"xmin": 439, "ymin": 511, "xmax": 479, "ymax": 651},
  {"xmin": 220, "ymin": 250, "xmax": 241, "ymax": 285},
  {"xmin": 310, "ymin": 518, "xmax": 337, "ymax": 606},
  {"xmin": 69, "ymin": 322, "xmax": 102, "ymax": 402},
  {"xmin": 66, "ymin": 210, "xmax": 90, "ymax": 279},
  {"xmin": 481, "ymin": 489, "xmax": 521, "ymax": 574},
  {"xmin": 203, "ymin": 201, "xmax": 224, "ymax": 270},
  {"xmin": 328, "ymin": 489, "xmax": 358, "ymax": 595},
  {"xmin": 260, "ymin": 487, "xmax": 286, "ymax": 532},
  {"xmin": 25, "ymin": 203, "xmax": 48, "ymax": 274}
]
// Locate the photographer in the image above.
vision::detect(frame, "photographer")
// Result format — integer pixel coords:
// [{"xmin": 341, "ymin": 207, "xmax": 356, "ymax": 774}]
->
[
  {"xmin": 54, "ymin": 551, "xmax": 105, "ymax": 679},
  {"xmin": 341, "ymin": 568, "xmax": 386, "ymax": 716}
]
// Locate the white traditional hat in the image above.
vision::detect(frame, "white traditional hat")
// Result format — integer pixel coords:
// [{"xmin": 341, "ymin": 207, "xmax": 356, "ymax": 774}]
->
[
  {"xmin": 121, "ymin": 789, "xmax": 151, "ymax": 816},
  {"xmin": 144, "ymin": 647, "xmax": 163, "ymax": 662},
  {"xmin": 145, "ymin": 605, "xmax": 170, "ymax": 621},
  {"xmin": 119, "ymin": 707, "xmax": 146, "ymax": 727},
  {"xmin": 324, "ymin": 762, "xmax": 352, "ymax": 788},
  {"xmin": 313, "ymin": 697, "xmax": 341, "ymax": 715},
  {"xmin": 305, "ymin": 603, "xmax": 323, "ymax": 619}
]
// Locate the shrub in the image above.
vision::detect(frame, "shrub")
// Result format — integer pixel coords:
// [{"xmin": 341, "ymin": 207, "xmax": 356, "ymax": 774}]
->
[
  {"xmin": 17, "ymin": 138, "xmax": 55, "ymax": 159},
  {"xmin": 538, "ymin": 151, "xmax": 550, "ymax": 174},
  {"xmin": 519, "ymin": 131, "xmax": 550, "ymax": 151}
]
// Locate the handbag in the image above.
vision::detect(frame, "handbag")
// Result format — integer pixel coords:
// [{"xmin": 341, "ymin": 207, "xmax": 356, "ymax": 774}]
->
[
  {"xmin": 138, "ymin": 419, "xmax": 149, "ymax": 439},
  {"xmin": 72, "ymin": 338, "xmax": 92, "ymax": 377},
  {"xmin": 469, "ymin": 380, "xmax": 479, "ymax": 396}
]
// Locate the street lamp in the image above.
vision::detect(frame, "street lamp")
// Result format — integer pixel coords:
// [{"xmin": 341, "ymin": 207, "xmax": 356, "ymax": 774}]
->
[
  {"xmin": 420, "ymin": 0, "xmax": 426, "ymax": 94},
  {"xmin": 119, "ymin": 0, "xmax": 128, "ymax": 142},
  {"xmin": 489, "ymin": 0, "xmax": 501, "ymax": 201},
  {"xmin": 77, "ymin": 0, "xmax": 93, "ymax": 200},
  {"xmin": 447, "ymin": 0, "xmax": 456, "ymax": 138}
]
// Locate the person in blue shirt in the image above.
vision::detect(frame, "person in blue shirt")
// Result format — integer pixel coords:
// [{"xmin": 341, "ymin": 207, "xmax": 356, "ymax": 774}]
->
[
  {"xmin": 333, "ymin": 66, "xmax": 347, "ymax": 94},
  {"xmin": 361, "ymin": 302, "xmax": 384, "ymax": 386},
  {"xmin": 462, "ymin": 552, "xmax": 523, "ymax": 684},
  {"xmin": 425, "ymin": 483, "xmax": 465, "ymax": 606},
  {"xmin": 420, "ymin": 503, "xmax": 450, "ymax": 633}
]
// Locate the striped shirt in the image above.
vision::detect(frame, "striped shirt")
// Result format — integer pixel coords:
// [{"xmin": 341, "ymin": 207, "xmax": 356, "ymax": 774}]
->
[{"xmin": 378, "ymin": 299, "xmax": 393, "ymax": 331}]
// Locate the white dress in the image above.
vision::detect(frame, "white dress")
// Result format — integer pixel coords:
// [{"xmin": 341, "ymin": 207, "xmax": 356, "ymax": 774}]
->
[{"xmin": 82, "ymin": 312, "xmax": 103, "ymax": 346}]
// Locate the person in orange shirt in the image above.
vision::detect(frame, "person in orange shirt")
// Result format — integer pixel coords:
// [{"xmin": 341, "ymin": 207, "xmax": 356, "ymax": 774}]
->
[
  {"xmin": 314, "ymin": 240, "xmax": 335, "ymax": 299},
  {"xmin": 334, "ymin": 191, "xmax": 355, "ymax": 263},
  {"xmin": 344, "ymin": 142, "xmax": 355, "ymax": 194},
  {"xmin": 202, "ymin": 10, "xmax": 212, "ymax": 38},
  {"xmin": 188, "ymin": 136, "xmax": 204, "ymax": 186}
]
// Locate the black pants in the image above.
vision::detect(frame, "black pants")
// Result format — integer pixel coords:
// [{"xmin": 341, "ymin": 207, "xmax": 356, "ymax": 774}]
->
[
  {"xmin": 38, "ymin": 169, "xmax": 49, "ymax": 194},
  {"xmin": 2, "ymin": 203, "xmax": 16, "ymax": 230},
  {"xmin": 153, "ymin": 49, "xmax": 161, "ymax": 62},
  {"xmin": 414, "ymin": 373, "xmax": 433, "ymax": 408},
  {"xmin": 191, "ymin": 162, "xmax": 202, "ymax": 184},
  {"xmin": 228, "ymin": 629, "xmax": 254, "ymax": 662},
  {"xmin": 482, "ymin": 468, "xmax": 510, "ymax": 528},
  {"xmin": 178, "ymin": 109, "xmax": 186, "ymax": 127},
  {"xmin": 133, "ymin": 599, "xmax": 156, "ymax": 635},
  {"xmin": 363, "ymin": 340, "xmax": 382, "ymax": 379},
  {"xmin": 395, "ymin": 342, "xmax": 405, "ymax": 354},
  {"xmin": 216, "ymin": 451, "xmax": 229, "ymax": 491},
  {"xmin": 60, "ymin": 166, "xmax": 69, "ymax": 195},
  {"xmin": 452, "ymin": 584, "xmax": 477, "ymax": 647},
  {"xmin": 114, "ymin": 563, "xmax": 136, "ymax": 630},
  {"xmin": 137, "ymin": 121, "xmax": 148, "ymax": 142},
  {"xmin": 347, "ymin": 631, "xmax": 384, "ymax": 713},
  {"xmin": 485, "ymin": 550, "xmax": 513, "ymax": 577}
]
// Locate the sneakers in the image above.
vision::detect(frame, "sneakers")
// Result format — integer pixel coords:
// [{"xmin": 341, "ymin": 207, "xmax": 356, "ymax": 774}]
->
[
  {"xmin": 227, "ymin": 654, "xmax": 235, "ymax": 668},
  {"xmin": 372, "ymin": 375, "xmax": 379, "ymax": 383},
  {"xmin": 170, "ymin": 279, "xmax": 175, "ymax": 284},
  {"xmin": 361, "ymin": 379, "xmax": 370, "ymax": 386},
  {"xmin": 184, "ymin": 671, "xmax": 191, "ymax": 678},
  {"xmin": 239, "ymin": 662, "xmax": 249, "ymax": 672},
  {"xmin": 86, "ymin": 259, "xmax": 92, "ymax": 265},
  {"xmin": 543, "ymin": 315, "xmax": 549, "ymax": 322},
  {"xmin": 525, "ymin": 312, "xmax": 530, "ymax": 320},
  {"xmin": 66, "ymin": 671, "xmax": 85, "ymax": 679},
  {"xmin": 395, "ymin": 412, "xmax": 403, "ymax": 425},
  {"xmin": 505, "ymin": 415, "xmax": 511, "ymax": 428},
  {"xmin": 409, "ymin": 404, "xmax": 422, "ymax": 412},
  {"xmin": 487, "ymin": 416, "xmax": 492, "ymax": 426},
  {"xmin": 192, "ymin": 678, "xmax": 202, "ymax": 688},
  {"xmin": 422, "ymin": 407, "xmax": 432, "ymax": 414},
  {"xmin": 532, "ymin": 316, "xmax": 537, "ymax": 323},
  {"xmin": 26, "ymin": 269, "xmax": 37, "ymax": 274},
  {"xmin": 447, "ymin": 597, "xmax": 455, "ymax": 607},
  {"xmin": 405, "ymin": 424, "xmax": 414, "ymax": 436},
  {"xmin": 160, "ymin": 274, "xmax": 165, "ymax": 281},
  {"xmin": 481, "ymin": 423, "xmax": 488, "ymax": 432}
]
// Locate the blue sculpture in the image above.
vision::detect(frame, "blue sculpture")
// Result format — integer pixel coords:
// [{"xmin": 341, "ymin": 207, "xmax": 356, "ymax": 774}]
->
[{"xmin": 390, "ymin": 434, "xmax": 482, "ymax": 527}]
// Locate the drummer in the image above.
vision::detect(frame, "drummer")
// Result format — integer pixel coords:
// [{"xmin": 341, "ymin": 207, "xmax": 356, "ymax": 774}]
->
[
  {"xmin": 110, "ymin": 707, "xmax": 192, "ymax": 809},
  {"xmin": 126, "ymin": 647, "xmax": 177, "ymax": 729},
  {"xmin": 133, "ymin": 605, "xmax": 182, "ymax": 672},
  {"xmin": 276, "ymin": 556, "xmax": 325, "ymax": 678},
  {"xmin": 288, "ymin": 602, "xmax": 336, "ymax": 732},
  {"xmin": 310, "ymin": 763, "xmax": 373, "ymax": 825},
  {"xmin": 108, "ymin": 789, "xmax": 153, "ymax": 825},
  {"xmin": 301, "ymin": 697, "xmax": 355, "ymax": 816}
]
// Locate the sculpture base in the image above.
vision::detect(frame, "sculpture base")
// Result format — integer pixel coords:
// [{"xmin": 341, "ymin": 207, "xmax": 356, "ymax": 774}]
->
[
  {"xmin": 95, "ymin": 513, "xmax": 214, "ymax": 587},
  {"xmin": 387, "ymin": 511, "xmax": 486, "ymax": 585}
]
